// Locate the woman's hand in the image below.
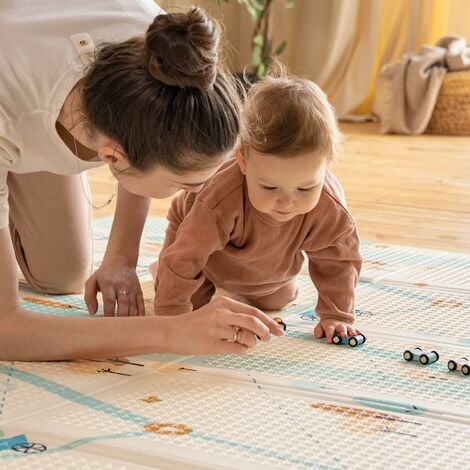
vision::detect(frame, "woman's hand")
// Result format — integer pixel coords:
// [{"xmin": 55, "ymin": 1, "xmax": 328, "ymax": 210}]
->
[
  {"xmin": 84, "ymin": 257, "xmax": 145, "ymax": 317},
  {"xmin": 314, "ymin": 318, "xmax": 358, "ymax": 344},
  {"xmin": 168, "ymin": 296, "xmax": 285, "ymax": 356}
]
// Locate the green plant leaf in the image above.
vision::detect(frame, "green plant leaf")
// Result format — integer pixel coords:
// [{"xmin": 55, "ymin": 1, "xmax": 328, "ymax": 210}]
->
[
  {"xmin": 251, "ymin": 44, "xmax": 262, "ymax": 66},
  {"xmin": 237, "ymin": 0, "xmax": 260, "ymax": 20},
  {"xmin": 274, "ymin": 40, "xmax": 287, "ymax": 56},
  {"xmin": 257, "ymin": 62, "xmax": 266, "ymax": 78},
  {"xmin": 252, "ymin": 34, "xmax": 264, "ymax": 46},
  {"xmin": 284, "ymin": 0, "xmax": 295, "ymax": 8}
]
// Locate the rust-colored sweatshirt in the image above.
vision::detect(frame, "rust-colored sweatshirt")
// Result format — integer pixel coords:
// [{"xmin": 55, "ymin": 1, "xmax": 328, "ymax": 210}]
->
[{"xmin": 155, "ymin": 161, "xmax": 362, "ymax": 322}]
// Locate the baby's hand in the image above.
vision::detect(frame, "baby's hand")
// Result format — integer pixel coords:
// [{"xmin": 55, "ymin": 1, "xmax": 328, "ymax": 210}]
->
[{"xmin": 314, "ymin": 319, "xmax": 358, "ymax": 344}]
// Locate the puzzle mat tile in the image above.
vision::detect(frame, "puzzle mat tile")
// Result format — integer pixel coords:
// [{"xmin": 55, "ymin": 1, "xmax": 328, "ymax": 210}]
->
[
  {"xmin": 286, "ymin": 283, "xmax": 470, "ymax": 346},
  {"xmin": 378, "ymin": 250, "xmax": 470, "ymax": 294},
  {"xmin": 2, "ymin": 367, "xmax": 470, "ymax": 470},
  {"xmin": 359, "ymin": 240, "xmax": 446, "ymax": 283},
  {"xmin": 171, "ymin": 330, "xmax": 470, "ymax": 416},
  {"xmin": 0, "ymin": 359, "xmax": 154, "ymax": 424}
]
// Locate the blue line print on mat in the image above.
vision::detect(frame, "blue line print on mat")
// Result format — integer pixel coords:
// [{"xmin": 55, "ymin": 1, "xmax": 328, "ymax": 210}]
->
[
  {"xmin": 0, "ymin": 434, "xmax": 29, "ymax": 451},
  {"xmin": 0, "ymin": 432, "xmax": 145, "ymax": 460},
  {"xmin": 0, "ymin": 365, "xmax": 325, "ymax": 467},
  {"xmin": 353, "ymin": 397, "xmax": 427, "ymax": 416},
  {"xmin": 0, "ymin": 364, "xmax": 149, "ymax": 425}
]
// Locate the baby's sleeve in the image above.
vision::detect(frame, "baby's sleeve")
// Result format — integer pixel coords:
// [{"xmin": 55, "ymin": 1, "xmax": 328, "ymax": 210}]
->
[
  {"xmin": 305, "ymin": 223, "xmax": 362, "ymax": 324},
  {"xmin": 154, "ymin": 199, "xmax": 231, "ymax": 315}
]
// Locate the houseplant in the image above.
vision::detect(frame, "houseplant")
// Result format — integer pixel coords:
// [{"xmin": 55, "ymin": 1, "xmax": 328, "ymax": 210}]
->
[{"xmin": 215, "ymin": 0, "xmax": 294, "ymax": 78}]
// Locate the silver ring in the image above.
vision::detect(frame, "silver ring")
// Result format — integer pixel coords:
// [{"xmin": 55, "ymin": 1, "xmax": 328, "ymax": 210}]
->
[{"xmin": 117, "ymin": 290, "xmax": 129, "ymax": 296}]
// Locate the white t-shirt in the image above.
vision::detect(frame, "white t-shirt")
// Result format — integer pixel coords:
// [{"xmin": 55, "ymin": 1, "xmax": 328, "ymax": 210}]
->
[{"xmin": 0, "ymin": 0, "xmax": 163, "ymax": 228}]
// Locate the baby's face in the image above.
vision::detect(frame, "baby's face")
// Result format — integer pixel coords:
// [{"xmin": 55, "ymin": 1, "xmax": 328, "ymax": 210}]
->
[{"xmin": 240, "ymin": 149, "xmax": 327, "ymax": 222}]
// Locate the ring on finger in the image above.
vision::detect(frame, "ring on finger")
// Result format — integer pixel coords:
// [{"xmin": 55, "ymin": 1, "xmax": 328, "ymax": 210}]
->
[
  {"xmin": 235, "ymin": 328, "xmax": 243, "ymax": 344},
  {"xmin": 117, "ymin": 290, "xmax": 129, "ymax": 296},
  {"xmin": 233, "ymin": 327, "xmax": 239, "ymax": 343}
]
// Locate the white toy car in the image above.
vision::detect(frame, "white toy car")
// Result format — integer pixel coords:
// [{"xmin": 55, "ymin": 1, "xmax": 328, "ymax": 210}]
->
[
  {"xmin": 447, "ymin": 357, "xmax": 470, "ymax": 376},
  {"xmin": 403, "ymin": 347, "xmax": 439, "ymax": 365}
]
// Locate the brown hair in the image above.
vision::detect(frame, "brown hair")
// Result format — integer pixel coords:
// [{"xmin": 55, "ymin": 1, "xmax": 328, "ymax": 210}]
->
[
  {"xmin": 242, "ymin": 71, "xmax": 342, "ymax": 161},
  {"xmin": 81, "ymin": 7, "xmax": 242, "ymax": 173}
]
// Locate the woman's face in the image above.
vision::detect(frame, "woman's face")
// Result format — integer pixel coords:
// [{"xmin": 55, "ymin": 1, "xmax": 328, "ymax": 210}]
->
[{"xmin": 109, "ymin": 160, "xmax": 225, "ymax": 198}]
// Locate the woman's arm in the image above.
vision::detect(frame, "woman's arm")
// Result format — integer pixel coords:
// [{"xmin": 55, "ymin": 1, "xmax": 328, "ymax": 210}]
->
[
  {"xmin": 85, "ymin": 184, "xmax": 150, "ymax": 316},
  {"xmin": 0, "ymin": 227, "xmax": 283, "ymax": 361},
  {"xmin": 103, "ymin": 183, "xmax": 150, "ymax": 266},
  {"xmin": 0, "ymin": 225, "xmax": 166, "ymax": 360}
]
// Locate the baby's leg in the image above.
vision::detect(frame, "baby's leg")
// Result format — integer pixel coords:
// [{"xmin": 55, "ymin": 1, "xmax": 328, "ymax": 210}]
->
[
  {"xmin": 190, "ymin": 277, "xmax": 216, "ymax": 310},
  {"xmin": 246, "ymin": 281, "xmax": 298, "ymax": 311}
]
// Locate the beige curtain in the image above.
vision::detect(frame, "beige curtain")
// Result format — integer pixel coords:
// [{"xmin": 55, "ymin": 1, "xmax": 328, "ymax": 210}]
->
[{"xmin": 158, "ymin": 0, "xmax": 470, "ymax": 117}]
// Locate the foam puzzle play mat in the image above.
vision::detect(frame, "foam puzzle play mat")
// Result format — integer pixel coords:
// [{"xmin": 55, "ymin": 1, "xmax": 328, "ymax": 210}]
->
[{"xmin": 1, "ymin": 216, "xmax": 469, "ymax": 468}]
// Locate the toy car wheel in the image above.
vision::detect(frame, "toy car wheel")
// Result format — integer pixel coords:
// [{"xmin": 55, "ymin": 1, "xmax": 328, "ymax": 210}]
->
[
  {"xmin": 332, "ymin": 335, "xmax": 342, "ymax": 345},
  {"xmin": 462, "ymin": 365, "xmax": 470, "ymax": 376},
  {"xmin": 448, "ymin": 360, "xmax": 457, "ymax": 371},
  {"xmin": 419, "ymin": 354, "xmax": 429, "ymax": 365},
  {"xmin": 349, "ymin": 337, "xmax": 358, "ymax": 347},
  {"xmin": 403, "ymin": 350, "xmax": 413, "ymax": 361},
  {"xmin": 273, "ymin": 317, "xmax": 287, "ymax": 331}
]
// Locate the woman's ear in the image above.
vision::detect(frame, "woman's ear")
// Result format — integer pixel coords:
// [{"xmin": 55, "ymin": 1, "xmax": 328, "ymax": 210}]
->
[
  {"xmin": 235, "ymin": 150, "xmax": 247, "ymax": 175},
  {"xmin": 97, "ymin": 139, "xmax": 129, "ymax": 171}
]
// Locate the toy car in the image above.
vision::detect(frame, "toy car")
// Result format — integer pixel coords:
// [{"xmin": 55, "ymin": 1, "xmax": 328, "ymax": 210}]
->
[
  {"xmin": 332, "ymin": 333, "xmax": 366, "ymax": 347},
  {"xmin": 447, "ymin": 357, "xmax": 470, "ymax": 376},
  {"xmin": 403, "ymin": 347, "xmax": 439, "ymax": 365},
  {"xmin": 273, "ymin": 317, "xmax": 287, "ymax": 331}
]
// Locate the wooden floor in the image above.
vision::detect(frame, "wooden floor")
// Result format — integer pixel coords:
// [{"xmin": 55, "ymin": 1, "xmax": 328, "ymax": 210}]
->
[{"xmin": 89, "ymin": 123, "xmax": 470, "ymax": 253}]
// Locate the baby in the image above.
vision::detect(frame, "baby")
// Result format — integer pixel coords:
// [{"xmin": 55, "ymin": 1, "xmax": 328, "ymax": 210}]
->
[{"xmin": 151, "ymin": 73, "xmax": 362, "ymax": 343}]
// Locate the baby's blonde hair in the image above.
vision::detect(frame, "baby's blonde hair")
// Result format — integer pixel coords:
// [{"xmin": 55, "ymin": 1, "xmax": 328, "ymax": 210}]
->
[{"xmin": 242, "ymin": 69, "xmax": 342, "ymax": 161}]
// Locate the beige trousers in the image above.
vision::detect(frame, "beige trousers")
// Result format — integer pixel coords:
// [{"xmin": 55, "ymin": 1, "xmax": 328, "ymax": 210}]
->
[{"xmin": 8, "ymin": 171, "xmax": 93, "ymax": 295}]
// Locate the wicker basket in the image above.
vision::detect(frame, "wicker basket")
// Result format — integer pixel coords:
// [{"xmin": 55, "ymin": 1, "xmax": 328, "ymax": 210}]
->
[{"xmin": 427, "ymin": 71, "xmax": 470, "ymax": 135}]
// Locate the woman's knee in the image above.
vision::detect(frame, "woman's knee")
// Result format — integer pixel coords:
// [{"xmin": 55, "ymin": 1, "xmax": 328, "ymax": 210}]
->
[{"xmin": 28, "ymin": 261, "xmax": 91, "ymax": 295}]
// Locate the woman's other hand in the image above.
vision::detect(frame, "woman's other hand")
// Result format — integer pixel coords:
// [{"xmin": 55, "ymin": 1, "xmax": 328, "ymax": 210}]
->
[{"xmin": 84, "ymin": 257, "xmax": 145, "ymax": 317}]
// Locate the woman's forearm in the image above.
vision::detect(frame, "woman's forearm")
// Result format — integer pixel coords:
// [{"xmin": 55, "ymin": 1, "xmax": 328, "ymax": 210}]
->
[
  {"xmin": 0, "ymin": 310, "xmax": 171, "ymax": 361},
  {"xmin": 0, "ymin": 225, "xmax": 169, "ymax": 361},
  {"xmin": 103, "ymin": 184, "xmax": 150, "ymax": 266}
]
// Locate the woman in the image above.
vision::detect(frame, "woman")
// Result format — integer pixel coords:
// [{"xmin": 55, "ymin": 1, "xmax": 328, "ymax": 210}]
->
[{"xmin": 0, "ymin": 1, "xmax": 283, "ymax": 361}]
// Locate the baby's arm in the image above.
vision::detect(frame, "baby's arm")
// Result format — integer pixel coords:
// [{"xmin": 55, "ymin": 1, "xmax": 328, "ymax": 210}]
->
[
  {"xmin": 154, "ymin": 199, "xmax": 230, "ymax": 315},
  {"xmin": 305, "ymin": 223, "xmax": 362, "ymax": 343}
]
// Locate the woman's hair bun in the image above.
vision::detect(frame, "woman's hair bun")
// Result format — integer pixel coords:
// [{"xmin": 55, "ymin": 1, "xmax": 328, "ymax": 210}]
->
[{"xmin": 144, "ymin": 7, "xmax": 220, "ymax": 90}]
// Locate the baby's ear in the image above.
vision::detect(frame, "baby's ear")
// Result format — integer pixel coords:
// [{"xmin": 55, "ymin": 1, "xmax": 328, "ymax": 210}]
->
[{"xmin": 235, "ymin": 150, "xmax": 247, "ymax": 175}]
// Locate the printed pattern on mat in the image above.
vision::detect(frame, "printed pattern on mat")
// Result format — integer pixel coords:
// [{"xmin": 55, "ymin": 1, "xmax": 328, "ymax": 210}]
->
[
  {"xmin": 170, "ymin": 330, "xmax": 470, "ymax": 413},
  {"xmin": 5, "ymin": 215, "xmax": 470, "ymax": 468},
  {"xmin": 2, "ymin": 368, "xmax": 470, "ymax": 470},
  {"xmin": 359, "ymin": 241, "xmax": 445, "ymax": 283},
  {"xmin": 381, "ymin": 251, "xmax": 470, "ymax": 293}
]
